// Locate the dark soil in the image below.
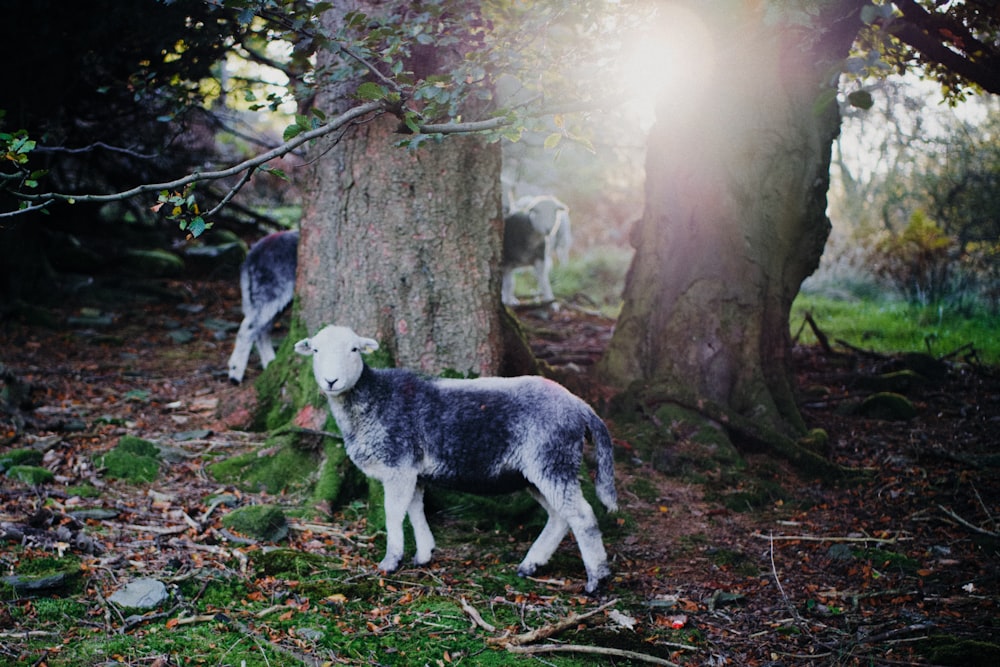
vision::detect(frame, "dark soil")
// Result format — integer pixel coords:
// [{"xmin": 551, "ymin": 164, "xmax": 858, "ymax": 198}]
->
[{"xmin": 2, "ymin": 276, "xmax": 998, "ymax": 666}]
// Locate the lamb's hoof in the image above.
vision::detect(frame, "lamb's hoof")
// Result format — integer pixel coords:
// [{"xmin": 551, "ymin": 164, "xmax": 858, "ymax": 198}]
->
[
  {"xmin": 516, "ymin": 563, "xmax": 537, "ymax": 578},
  {"xmin": 412, "ymin": 553, "xmax": 434, "ymax": 567},
  {"xmin": 228, "ymin": 376, "xmax": 241, "ymax": 386},
  {"xmin": 377, "ymin": 558, "xmax": 401, "ymax": 573},
  {"xmin": 584, "ymin": 568, "xmax": 613, "ymax": 596}
]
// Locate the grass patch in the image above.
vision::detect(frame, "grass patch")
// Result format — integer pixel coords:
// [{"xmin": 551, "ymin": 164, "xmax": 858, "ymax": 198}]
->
[
  {"xmin": 792, "ymin": 292, "xmax": 1000, "ymax": 365},
  {"xmin": 510, "ymin": 246, "xmax": 631, "ymax": 315},
  {"xmin": 3, "ymin": 504, "xmax": 666, "ymax": 667}
]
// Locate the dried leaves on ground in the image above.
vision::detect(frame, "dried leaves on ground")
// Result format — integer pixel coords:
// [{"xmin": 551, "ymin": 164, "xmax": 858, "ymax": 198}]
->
[{"xmin": 1, "ymin": 280, "xmax": 998, "ymax": 666}]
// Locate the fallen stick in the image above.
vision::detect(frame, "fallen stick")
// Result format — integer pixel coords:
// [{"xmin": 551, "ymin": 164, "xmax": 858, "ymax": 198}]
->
[
  {"xmin": 459, "ymin": 596, "xmax": 496, "ymax": 633},
  {"xmin": 506, "ymin": 642, "xmax": 681, "ymax": 666},
  {"xmin": 490, "ymin": 598, "xmax": 618, "ymax": 647},
  {"xmin": 938, "ymin": 504, "xmax": 999, "ymax": 537},
  {"xmin": 751, "ymin": 531, "xmax": 900, "ymax": 544}
]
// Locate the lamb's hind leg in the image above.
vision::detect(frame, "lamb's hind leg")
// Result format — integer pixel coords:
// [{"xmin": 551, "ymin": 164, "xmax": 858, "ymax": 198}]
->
[
  {"xmin": 227, "ymin": 317, "xmax": 258, "ymax": 384},
  {"xmin": 517, "ymin": 488, "xmax": 569, "ymax": 579},
  {"xmin": 255, "ymin": 324, "xmax": 276, "ymax": 369},
  {"xmin": 535, "ymin": 482, "xmax": 610, "ymax": 594},
  {"xmin": 533, "ymin": 256, "xmax": 554, "ymax": 301}
]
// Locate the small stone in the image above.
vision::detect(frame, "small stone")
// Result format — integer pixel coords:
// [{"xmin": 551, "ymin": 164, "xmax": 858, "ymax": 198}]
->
[{"xmin": 108, "ymin": 578, "xmax": 168, "ymax": 610}]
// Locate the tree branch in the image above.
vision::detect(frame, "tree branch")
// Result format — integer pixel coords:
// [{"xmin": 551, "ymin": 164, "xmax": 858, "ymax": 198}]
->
[
  {"xmin": 11, "ymin": 101, "xmax": 385, "ymax": 208},
  {"xmin": 891, "ymin": 0, "xmax": 1000, "ymax": 95}
]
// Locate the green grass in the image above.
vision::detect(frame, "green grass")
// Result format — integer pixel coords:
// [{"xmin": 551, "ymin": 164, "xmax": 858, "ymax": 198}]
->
[
  {"xmin": 3, "ymin": 519, "xmax": 671, "ymax": 667},
  {"xmin": 792, "ymin": 292, "xmax": 1000, "ymax": 365},
  {"xmin": 510, "ymin": 246, "xmax": 632, "ymax": 316}
]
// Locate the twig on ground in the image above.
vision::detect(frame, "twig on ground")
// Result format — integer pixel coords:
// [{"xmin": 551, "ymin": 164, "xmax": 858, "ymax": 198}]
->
[
  {"xmin": 490, "ymin": 598, "xmax": 618, "ymax": 647},
  {"xmin": 459, "ymin": 597, "xmax": 496, "ymax": 633},
  {"xmin": 938, "ymin": 504, "xmax": 1000, "ymax": 537},
  {"xmin": 506, "ymin": 642, "xmax": 681, "ymax": 666},
  {"xmin": 858, "ymin": 621, "xmax": 937, "ymax": 644},
  {"xmin": 287, "ymin": 520, "xmax": 373, "ymax": 543},
  {"xmin": 107, "ymin": 522, "xmax": 189, "ymax": 536},
  {"xmin": 969, "ymin": 481, "xmax": 997, "ymax": 532},
  {"xmin": 768, "ymin": 533, "xmax": 800, "ymax": 622},
  {"xmin": 752, "ymin": 531, "xmax": 900, "ymax": 544}
]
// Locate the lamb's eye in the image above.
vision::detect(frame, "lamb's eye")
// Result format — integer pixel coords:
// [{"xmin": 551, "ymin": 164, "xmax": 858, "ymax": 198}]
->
[{"xmin": 351, "ymin": 347, "xmax": 359, "ymax": 353}]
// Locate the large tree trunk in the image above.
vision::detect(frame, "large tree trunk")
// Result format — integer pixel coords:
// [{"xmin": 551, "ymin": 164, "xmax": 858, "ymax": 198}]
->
[
  {"xmin": 298, "ymin": 116, "xmax": 503, "ymax": 375},
  {"xmin": 600, "ymin": 3, "xmax": 863, "ymax": 447},
  {"xmin": 296, "ymin": 0, "xmax": 504, "ymax": 376},
  {"xmin": 233, "ymin": 1, "xmax": 506, "ymax": 508}
]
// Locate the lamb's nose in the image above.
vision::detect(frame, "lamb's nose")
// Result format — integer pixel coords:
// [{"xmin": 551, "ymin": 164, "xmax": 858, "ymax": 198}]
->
[{"xmin": 324, "ymin": 378, "xmax": 338, "ymax": 390}]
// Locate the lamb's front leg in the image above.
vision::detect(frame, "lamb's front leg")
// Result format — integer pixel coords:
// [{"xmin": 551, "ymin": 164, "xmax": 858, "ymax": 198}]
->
[
  {"xmin": 407, "ymin": 485, "xmax": 436, "ymax": 566},
  {"xmin": 378, "ymin": 472, "xmax": 417, "ymax": 573}
]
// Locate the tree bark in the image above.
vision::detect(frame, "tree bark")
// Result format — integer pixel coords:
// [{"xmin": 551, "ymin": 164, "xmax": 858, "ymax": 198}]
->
[
  {"xmin": 296, "ymin": 0, "xmax": 504, "ymax": 376},
  {"xmin": 298, "ymin": 116, "xmax": 503, "ymax": 375},
  {"xmin": 600, "ymin": 2, "xmax": 864, "ymax": 442}
]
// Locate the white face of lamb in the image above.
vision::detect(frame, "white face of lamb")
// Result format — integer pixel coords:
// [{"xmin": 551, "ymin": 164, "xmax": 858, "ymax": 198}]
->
[{"xmin": 294, "ymin": 325, "xmax": 380, "ymax": 396}]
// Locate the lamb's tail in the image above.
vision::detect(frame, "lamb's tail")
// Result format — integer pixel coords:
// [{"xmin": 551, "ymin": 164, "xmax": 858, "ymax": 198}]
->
[{"xmin": 587, "ymin": 410, "xmax": 618, "ymax": 512}]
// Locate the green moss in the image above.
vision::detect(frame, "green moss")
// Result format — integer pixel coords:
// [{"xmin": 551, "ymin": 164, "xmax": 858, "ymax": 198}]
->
[
  {"xmin": 918, "ymin": 635, "xmax": 1000, "ymax": 666},
  {"xmin": 209, "ymin": 431, "xmax": 317, "ymax": 495},
  {"xmin": 221, "ymin": 504, "xmax": 288, "ymax": 541},
  {"xmin": 254, "ymin": 549, "xmax": 340, "ymax": 577},
  {"xmin": 2, "ymin": 555, "xmax": 82, "ymax": 599},
  {"xmin": 798, "ymin": 428, "xmax": 829, "ymax": 455},
  {"xmin": 0, "ymin": 447, "xmax": 42, "ymax": 472},
  {"xmin": 253, "ymin": 316, "xmax": 320, "ymax": 432},
  {"xmin": 312, "ymin": 438, "xmax": 364, "ymax": 506},
  {"xmin": 713, "ymin": 479, "xmax": 789, "ymax": 513},
  {"xmin": 32, "ymin": 598, "xmax": 88, "ymax": 623},
  {"xmin": 122, "ymin": 248, "xmax": 185, "ymax": 276},
  {"xmin": 5, "ymin": 465, "xmax": 54, "ymax": 485},
  {"xmin": 14, "ymin": 554, "xmax": 80, "ymax": 577},
  {"xmin": 855, "ymin": 547, "xmax": 920, "ymax": 573},
  {"xmin": 859, "ymin": 392, "xmax": 917, "ymax": 421},
  {"xmin": 628, "ymin": 476, "xmax": 659, "ymax": 503},
  {"xmin": 95, "ymin": 435, "xmax": 161, "ymax": 483},
  {"xmin": 117, "ymin": 435, "xmax": 161, "ymax": 458},
  {"xmin": 65, "ymin": 483, "xmax": 101, "ymax": 498}
]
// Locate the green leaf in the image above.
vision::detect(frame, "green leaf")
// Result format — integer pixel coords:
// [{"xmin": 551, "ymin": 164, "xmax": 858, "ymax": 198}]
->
[
  {"xmin": 260, "ymin": 164, "xmax": 289, "ymax": 181},
  {"xmin": 847, "ymin": 90, "xmax": 874, "ymax": 110},
  {"xmin": 283, "ymin": 123, "xmax": 303, "ymax": 142},
  {"xmin": 356, "ymin": 82, "xmax": 388, "ymax": 101},
  {"xmin": 543, "ymin": 133, "xmax": 562, "ymax": 150},
  {"xmin": 402, "ymin": 111, "xmax": 421, "ymax": 134},
  {"xmin": 187, "ymin": 216, "xmax": 208, "ymax": 238}
]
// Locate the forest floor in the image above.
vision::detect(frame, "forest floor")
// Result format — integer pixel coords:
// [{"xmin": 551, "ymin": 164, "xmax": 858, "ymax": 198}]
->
[{"xmin": 1, "ymin": 273, "xmax": 998, "ymax": 666}]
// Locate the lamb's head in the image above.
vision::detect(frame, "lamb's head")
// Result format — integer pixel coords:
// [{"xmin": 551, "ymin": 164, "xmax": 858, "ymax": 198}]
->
[
  {"xmin": 523, "ymin": 196, "xmax": 568, "ymax": 236},
  {"xmin": 294, "ymin": 326, "xmax": 379, "ymax": 396}
]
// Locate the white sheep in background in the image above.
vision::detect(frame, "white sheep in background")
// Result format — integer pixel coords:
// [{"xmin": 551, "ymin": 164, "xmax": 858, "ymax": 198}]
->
[
  {"xmin": 227, "ymin": 230, "xmax": 298, "ymax": 384},
  {"xmin": 502, "ymin": 195, "xmax": 572, "ymax": 305},
  {"xmin": 295, "ymin": 325, "xmax": 618, "ymax": 593}
]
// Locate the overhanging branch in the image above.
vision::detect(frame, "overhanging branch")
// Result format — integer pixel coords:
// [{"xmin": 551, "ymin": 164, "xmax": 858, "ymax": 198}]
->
[
  {"xmin": 13, "ymin": 101, "xmax": 385, "ymax": 208},
  {"xmin": 891, "ymin": 0, "xmax": 1000, "ymax": 96},
  {"xmin": 4, "ymin": 101, "xmax": 525, "ymax": 218}
]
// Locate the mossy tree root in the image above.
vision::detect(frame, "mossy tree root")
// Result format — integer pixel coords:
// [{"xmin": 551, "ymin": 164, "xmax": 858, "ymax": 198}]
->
[{"xmin": 626, "ymin": 383, "xmax": 860, "ymax": 483}]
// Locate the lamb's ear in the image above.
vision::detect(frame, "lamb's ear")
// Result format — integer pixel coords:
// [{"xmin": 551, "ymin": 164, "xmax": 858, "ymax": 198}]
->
[
  {"xmin": 359, "ymin": 337, "xmax": 379, "ymax": 353},
  {"xmin": 294, "ymin": 338, "xmax": 315, "ymax": 356}
]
